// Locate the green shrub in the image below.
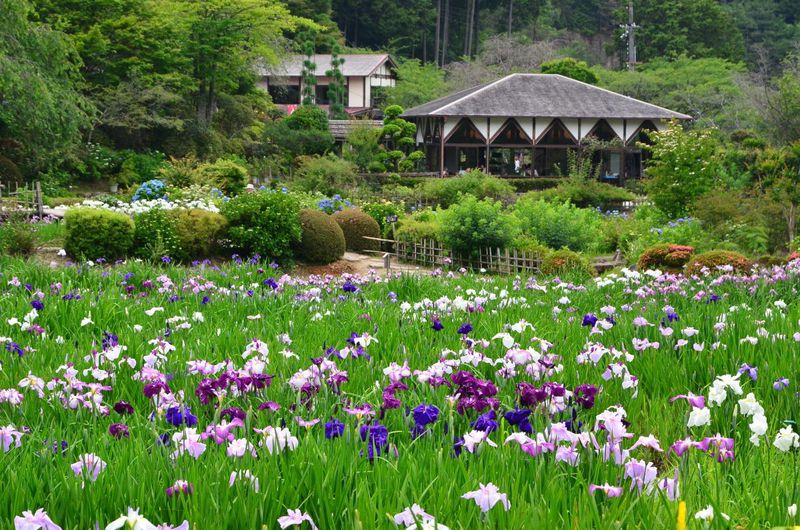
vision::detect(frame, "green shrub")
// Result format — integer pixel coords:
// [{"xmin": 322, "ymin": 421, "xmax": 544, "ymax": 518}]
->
[
  {"xmin": 195, "ymin": 159, "xmax": 249, "ymax": 196},
  {"xmin": 505, "ymin": 178, "xmax": 561, "ymax": 193},
  {"xmin": 331, "ymin": 208, "xmax": 381, "ymax": 252},
  {"xmin": 686, "ymin": 250, "xmax": 751, "ymax": 275},
  {"xmin": 526, "ymin": 180, "xmax": 636, "ymax": 209},
  {"xmin": 171, "ymin": 209, "xmax": 228, "ymax": 260},
  {"xmin": 513, "ymin": 198, "xmax": 602, "ymax": 252},
  {"xmin": 64, "ymin": 208, "xmax": 134, "ymax": 260},
  {"xmin": 511, "ymin": 236, "xmax": 552, "ymax": 260},
  {"xmin": 292, "ymin": 156, "xmax": 358, "ymax": 196},
  {"xmin": 221, "ymin": 191, "xmax": 302, "ymax": 262},
  {"xmin": 361, "ymin": 201, "xmax": 404, "ymax": 237},
  {"xmin": 132, "ymin": 208, "xmax": 181, "ymax": 261},
  {"xmin": 540, "ymin": 249, "xmax": 595, "ymax": 278},
  {"xmin": 117, "ymin": 151, "xmax": 166, "ymax": 186},
  {"xmin": 158, "ymin": 157, "xmax": 200, "ymax": 188},
  {"xmin": 421, "ymin": 171, "xmax": 515, "ymax": 207},
  {"xmin": 285, "ymin": 105, "xmax": 329, "ymax": 131},
  {"xmin": 295, "ymin": 209, "xmax": 346, "ymax": 264},
  {"xmin": 637, "ymin": 243, "xmax": 695, "ymax": 272},
  {"xmin": 0, "ymin": 213, "xmax": 37, "ymax": 256},
  {"xmin": 438, "ymin": 196, "xmax": 517, "ymax": 256},
  {"xmin": 396, "ymin": 219, "xmax": 440, "ymax": 242}
]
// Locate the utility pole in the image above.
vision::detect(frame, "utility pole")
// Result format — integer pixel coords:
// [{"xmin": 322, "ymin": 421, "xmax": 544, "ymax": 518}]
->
[{"xmin": 620, "ymin": 1, "xmax": 638, "ymax": 71}]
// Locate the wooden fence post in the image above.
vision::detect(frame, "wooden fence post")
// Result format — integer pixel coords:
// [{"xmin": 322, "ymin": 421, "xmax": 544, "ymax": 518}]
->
[{"xmin": 35, "ymin": 181, "xmax": 44, "ymax": 217}]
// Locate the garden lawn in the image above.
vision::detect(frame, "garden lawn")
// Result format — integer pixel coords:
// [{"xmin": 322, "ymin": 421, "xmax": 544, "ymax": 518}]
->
[{"xmin": 0, "ymin": 257, "xmax": 799, "ymax": 529}]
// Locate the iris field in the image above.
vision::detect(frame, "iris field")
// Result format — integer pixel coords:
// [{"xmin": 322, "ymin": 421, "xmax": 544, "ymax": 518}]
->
[{"xmin": 1, "ymin": 257, "xmax": 799, "ymax": 529}]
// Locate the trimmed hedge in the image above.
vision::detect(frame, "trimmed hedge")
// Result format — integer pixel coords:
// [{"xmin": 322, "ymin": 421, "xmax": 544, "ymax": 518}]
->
[
  {"xmin": 686, "ymin": 250, "xmax": 751, "ymax": 275},
  {"xmin": 540, "ymin": 249, "xmax": 595, "ymax": 278},
  {"xmin": 637, "ymin": 244, "xmax": 695, "ymax": 272},
  {"xmin": 331, "ymin": 208, "xmax": 380, "ymax": 252},
  {"xmin": 64, "ymin": 208, "xmax": 134, "ymax": 260},
  {"xmin": 171, "ymin": 209, "xmax": 228, "ymax": 260},
  {"xmin": 295, "ymin": 209, "xmax": 346, "ymax": 264}
]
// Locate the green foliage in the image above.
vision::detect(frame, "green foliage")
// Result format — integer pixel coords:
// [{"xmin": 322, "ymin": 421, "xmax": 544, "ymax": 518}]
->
[
  {"xmin": 644, "ymin": 125, "xmax": 722, "ymax": 219},
  {"xmin": 343, "ymin": 122, "xmax": 383, "ymax": 171},
  {"xmin": 295, "ymin": 208, "xmax": 346, "ymax": 264},
  {"xmin": 324, "ymin": 44, "xmax": 347, "ymax": 118},
  {"xmin": 438, "ymin": 196, "xmax": 517, "ymax": 256},
  {"xmin": 395, "ymin": 209, "xmax": 440, "ymax": 242},
  {"xmin": 195, "ymin": 158, "xmax": 249, "ymax": 195},
  {"xmin": 0, "ymin": 213, "xmax": 38, "ymax": 256},
  {"xmin": 117, "ymin": 151, "xmax": 167, "ymax": 186},
  {"xmin": 540, "ymin": 58, "xmax": 598, "ymax": 84},
  {"xmin": 158, "ymin": 156, "xmax": 200, "ymax": 188},
  {"xmin": 513, "ymin": 198, "xmax": 602, "ymax": 252},
  {"xmin": 361, "ymin": 201, "xmax": 403, "ymax": 237},
  {"xmin": 264, "ymin": 119, "xmax": 335, "ymax": 158},
  {"xmin": 594, "ymin": 57, "xmax": 755, "ymax": 132},
  {"xmin": 686, "ymin": 250, "xmax": 751, "ymax": 275},
  {"xmin": 539, "ymin": 249, "xmax": 595, "ymax": 278},
  {"xmin": 421, "ymin": 171, "xmax": 514, "ymax": 208},
  {"xmin": 378, "ymin": 105, "xmax": 423, "ymax": 172},
  {"xmin": 331, "ymin": 208, "xmax": 380, "ymax": 251},
  {"xmin": 64, "ymin": 208, "xmax": 134, "ymax": 260},
  {"xmin": 385, "ymin": 58, "xmax": 447, "ymax": 109},
  {"xmin": 526, "ymin": 180, "xmax": 635, "ymax": 209},
  {"xmin": 620, "ymin": 0, "xmax": 745, "ymax": 63},
  {"xmin": 637, "ymin": 243, "xmax": 695, "ymax": 272},
  {"xmin": 293, "ymin": 155, "xmax": 358, "ymax": 196},
  {"xmin": 0, "ymin": 0, "xmax": 92, "ymax": 176},
  {"xmin": 221, "ymin": 190, "xmax": 302, "ymax": 263},
  {"xmin": 132, "ymin": 208, "xmax": 181, "ymax": 261},
  {"xmin": 171, "ymin": 209, "xmax": 228, "ymax": 261},
  {"xmin": 285, "ymin": 105, "xmax": 329, "ymax": 132}
]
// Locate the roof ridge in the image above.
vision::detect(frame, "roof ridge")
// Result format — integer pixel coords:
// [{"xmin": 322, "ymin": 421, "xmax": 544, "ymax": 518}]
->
[
  {"xmin": 432, "ymin": 74, "xmax": 516, "ymax": 115},
  {"xmin": 548, "ymin": 74, "xmax": 691, "ymax": 119}
]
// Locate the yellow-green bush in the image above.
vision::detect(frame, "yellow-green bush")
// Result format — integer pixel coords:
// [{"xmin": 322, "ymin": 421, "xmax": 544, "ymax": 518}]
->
[{"xmin": 64, "ymin": 208, "xmax": 134, "ymax": 260}]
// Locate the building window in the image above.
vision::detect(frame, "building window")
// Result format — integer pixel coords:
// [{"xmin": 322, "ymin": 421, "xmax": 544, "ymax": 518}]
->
[
  {"xmin": 315, "ymin": 84, "xmax": 330, "ymax": 105},
  {"xmin": 268, "ymin": 84, "xmax": 300, "ymax": 104}
]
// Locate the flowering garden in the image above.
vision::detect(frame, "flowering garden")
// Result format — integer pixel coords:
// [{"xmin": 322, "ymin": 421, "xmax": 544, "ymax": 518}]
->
[{"xmin": 2, "ymin": 255, "xmax": 799, "ymax": 529}]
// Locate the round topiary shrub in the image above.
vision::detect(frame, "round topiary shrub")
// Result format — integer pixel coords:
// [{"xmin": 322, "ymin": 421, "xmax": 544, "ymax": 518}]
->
[
  {"xmin": 295, "ymin": 208, "xmax": 346, "ymax": 264},
  {"xmin": 170, "ymin": 209, "xmax": 228, "ymax": 261},
  {"xmin": 637, "ymin": 243, "xmax": 695, "ymax": 272},
  {"xmin": 331, "ymin": 208, "xmax": 380, "ymax": 252},
  {"xmin": 540, "ymin": 249, "xmax": 595, "ymax": 278},
  {"xmin": 64, "ymin": 208, "xmax": 135, "ymax": 260},
  {"xmin": 686, "ymin": 250, "xmax": 751, "ymax": 275}
]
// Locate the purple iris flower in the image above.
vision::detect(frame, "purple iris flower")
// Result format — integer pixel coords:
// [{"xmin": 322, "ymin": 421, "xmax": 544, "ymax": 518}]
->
[
  {"xmin": 221, "ymin": 407, "xmax": 246, "ymax": 421},
  {"xmin": 5, "ymin": 342, "xmax": 24, "ymax": 357},
  {"xmin": 263, "ymin": 278, "xmax": 278, "ymax": 290},
  {"xmin": 431, "ymin": 317, "xmax": 444, "ymax": 331},
  {"xmin": 774, "ymin": 377, "xmax": 790, "ymax": 390},
  {"xmin": 31, "ymin": 300, "xmax": 44, "ymax": 311},
  {"xmin": 412, "ymin": 404, "xmax": 440, "ymax": 427},
  {"xmin": 109, "ymin": 423, "xmax": 130, "ymax": 439},
  {"xmin": 471, "ymin": 410, "xmax": 498, "ymax": 433},
  {"xmin": 165, "ymin": 406, "xmax": 198, "ymax": 427},
  {"xmin": 738, "ymin": 363, "xmax": 758, "ymax": 381},
  {"xmin": 113, "ymin": 401, "xmax": 134, "ymax": 415},
  {"xmin": 574, "ymin": 384, "xmax": 598, "ymax": 409},
  {"xmin": 359, "ymin": 421, "xmax": 389, "ymax": 461},
  {"xmin": 458, "ymin": 323, "xmax": 473, "ymax": 335},
  {"xmin": 504, "ymin": 408, "xmax": 533, "ymax": 433},
  {"xmin": 581, "ymin": 314, "xmax": 598, "ymax": 327},
  {"xmin": 325, "ymin": 418, "xmax": 345, "ymax": 439}
]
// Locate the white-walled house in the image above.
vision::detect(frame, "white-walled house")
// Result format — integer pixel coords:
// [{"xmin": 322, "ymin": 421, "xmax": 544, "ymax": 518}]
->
[{"xmin": 257, "ymin": 54, "xmax": 396, "ymax": 115}]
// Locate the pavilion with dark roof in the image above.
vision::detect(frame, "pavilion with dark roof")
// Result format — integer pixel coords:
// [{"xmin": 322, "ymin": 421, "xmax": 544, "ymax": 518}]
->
[{"xmin": 403, "ymin": 73, "xmax": 691, "ymax": 181}]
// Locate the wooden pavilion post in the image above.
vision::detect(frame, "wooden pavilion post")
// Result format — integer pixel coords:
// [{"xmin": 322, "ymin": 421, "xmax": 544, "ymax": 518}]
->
[
  {"xmin": 439, "ymin": 117, "xmax": 445, "ymax": 177},
  {"xmin": 485, "ymin": 117, "xmax": 491, "ymax": 173}
]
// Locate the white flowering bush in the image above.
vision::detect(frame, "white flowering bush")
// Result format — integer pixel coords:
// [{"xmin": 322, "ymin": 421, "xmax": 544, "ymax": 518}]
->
[{"xmin": 69, "ymin": 198, "xmax": 220, "ymax": 215}]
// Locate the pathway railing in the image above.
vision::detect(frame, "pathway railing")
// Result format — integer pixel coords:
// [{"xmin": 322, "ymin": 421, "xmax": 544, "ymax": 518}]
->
[{"xmin": 0, "ymin": 181, "xmax": 44, "ymax": 217}]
